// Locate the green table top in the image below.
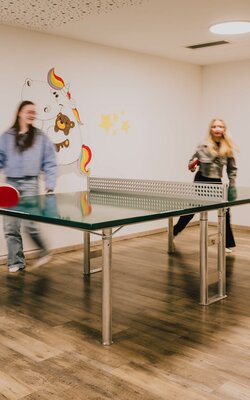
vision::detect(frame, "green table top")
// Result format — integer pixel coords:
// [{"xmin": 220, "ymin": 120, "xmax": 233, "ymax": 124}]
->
[{"xmin": 0, "ymin": 187, "xmax": 249, "ymax": 230}]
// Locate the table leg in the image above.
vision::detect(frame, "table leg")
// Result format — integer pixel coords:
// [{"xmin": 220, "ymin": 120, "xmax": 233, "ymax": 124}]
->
[
  {"xmin": 218, "ymin": 208, "xmax": 226, "ymax": 298},
  {"xmin": 200, "ymin": 211, "xmax": 208, "ymax": 305},
  {"xmin": 102, "ymin": 228, "xmax": 113, "ymax": 345},
  {"xmin": 83, "ymin": 231, "xmax": 103, "ymax": 275},
  {"xmin": 200, "ymin": 209, "xmax": 227, "ymax": 305}
]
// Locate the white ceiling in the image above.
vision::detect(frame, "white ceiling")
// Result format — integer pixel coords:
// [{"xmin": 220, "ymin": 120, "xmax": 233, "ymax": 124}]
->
[{"xmin": 1, "ymin": 0, "xmax": 250, "ymax": 65}]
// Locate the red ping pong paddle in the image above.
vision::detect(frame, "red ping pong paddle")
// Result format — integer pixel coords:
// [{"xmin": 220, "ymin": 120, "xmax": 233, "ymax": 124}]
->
[
  {"xmin": 0, "ymin": 185, "xmax": 20, "ymax": 207},
  {"xmin": 188, "ymin": 158, "xmax": 200, "ymax": 171}
]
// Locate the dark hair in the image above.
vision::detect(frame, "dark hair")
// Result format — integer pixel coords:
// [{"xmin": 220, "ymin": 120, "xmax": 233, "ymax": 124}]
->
[{"xmin": 12, "ymin": 100, "xmax": 36, "ymax": 151}]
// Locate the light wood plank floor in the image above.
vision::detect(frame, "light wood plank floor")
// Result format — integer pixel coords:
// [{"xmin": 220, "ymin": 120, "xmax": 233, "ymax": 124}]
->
[{"xmin": 0, "ymin": 225, "xmax": 249, "ymax": 399}]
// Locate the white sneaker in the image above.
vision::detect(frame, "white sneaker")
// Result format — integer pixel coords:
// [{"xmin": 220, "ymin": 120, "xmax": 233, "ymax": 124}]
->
[
  {"xmin": 225, "ymin": 248, "xmax": 233, "ymax": 253},
  {"xmin": 8, "ymin": 265, "xmax": 25, "ymax": 273},
  {"xmin": 8, "ymin": 265, "xmax": 20, "ymax": 273},
  {"xmin": 31, "ymin": 254, "xmax": 52, "ymax": 269}
]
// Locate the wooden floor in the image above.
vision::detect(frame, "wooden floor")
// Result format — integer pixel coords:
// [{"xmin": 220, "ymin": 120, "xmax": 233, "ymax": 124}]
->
[{"xmin": 0, "ymin": 225, "xmax": 249, "ymax": 400}]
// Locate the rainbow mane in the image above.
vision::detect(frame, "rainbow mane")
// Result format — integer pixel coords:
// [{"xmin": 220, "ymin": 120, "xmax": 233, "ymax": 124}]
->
[
  {"xmin": 80, "ymin": 144, "xmax": 92, "ymax": 175},
  {"xmin": 47, "ymin": 68, "xmax": 65, "ymax": 90}
]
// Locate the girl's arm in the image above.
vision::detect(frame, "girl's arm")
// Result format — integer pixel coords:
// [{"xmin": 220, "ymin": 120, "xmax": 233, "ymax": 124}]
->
[
  {"xmin": 41, "ymin": 135, "xmax": 58, "ymax": 191},
  {"xmin": 188, "ymin": 147, "xmax": 200, "ymax": 172},
  {"xmin": 227, "ymin": 156, "xmax": 237, "ymax": 187}
]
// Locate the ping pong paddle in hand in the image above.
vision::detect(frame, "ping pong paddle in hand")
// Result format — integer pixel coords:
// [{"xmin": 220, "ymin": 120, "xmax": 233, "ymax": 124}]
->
[
  {"xmin": 188, "ymin": 158, "xmax": 200, "ymax": 172},
  {"xmin": 0, "ymin": 185, "xmax": 20, "ymax": 207}
]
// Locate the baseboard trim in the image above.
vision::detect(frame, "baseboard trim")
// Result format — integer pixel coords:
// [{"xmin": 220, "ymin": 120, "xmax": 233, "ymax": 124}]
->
[{"xmin": 208, "ymin": 222, "xmax": 250, "ymax": 232}]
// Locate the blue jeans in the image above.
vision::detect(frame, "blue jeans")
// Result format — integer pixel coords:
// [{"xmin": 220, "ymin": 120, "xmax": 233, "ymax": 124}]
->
[{"xmin": 3, "ymin": 178, "xmax": 48, "ymax": 269}]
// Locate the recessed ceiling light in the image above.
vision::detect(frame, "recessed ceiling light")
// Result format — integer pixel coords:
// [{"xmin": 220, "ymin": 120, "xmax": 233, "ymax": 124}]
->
[{"xmin": 209, "ymin": 21, "xmax": 250, "ymax": 34}]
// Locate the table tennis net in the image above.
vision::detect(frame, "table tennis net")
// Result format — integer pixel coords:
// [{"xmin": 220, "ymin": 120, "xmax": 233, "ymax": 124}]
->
[{"xmin": 88, "ymin": 177, "xmax": 227, "ymax": 201}]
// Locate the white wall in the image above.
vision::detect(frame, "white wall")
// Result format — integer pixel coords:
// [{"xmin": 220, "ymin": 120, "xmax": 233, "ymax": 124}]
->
[
  {"xmin": 0, "ymin": 24, "xmax": 202, "ymax": 256},
  {"xmin": 202, "ymin": 60, "xmax": 250, "ymax": 226}
]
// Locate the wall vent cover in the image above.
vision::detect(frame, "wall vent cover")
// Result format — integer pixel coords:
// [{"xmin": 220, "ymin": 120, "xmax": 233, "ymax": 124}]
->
[{"xmin": 186, "ymin": 40, "xmax": 229, "ymax": 49}]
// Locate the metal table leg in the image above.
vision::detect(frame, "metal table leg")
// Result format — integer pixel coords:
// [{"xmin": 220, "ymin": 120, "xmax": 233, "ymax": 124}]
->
[
  {"xmin": 200, "ymin": 209, "xmax": 227, "ymax": 305},
  {"xmin": 200, "ymin": 211, "xmax": 208, "ymax": 305},
  {"xmin": 218, "ymin": 208, "xmax": 227, "ymax": 299},
  {"xmin": 83, "ymin": 231, "xmax": 102, "ymax": 275},
  {"xmin": 102, "ymin": 228, "xmax": 113, "ymax": 345}
]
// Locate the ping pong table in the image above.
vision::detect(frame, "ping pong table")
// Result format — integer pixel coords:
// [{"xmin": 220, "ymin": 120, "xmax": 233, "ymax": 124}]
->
[{"xmin": 0, "ymin": 177, "xmax": 249, "ymax": 345}]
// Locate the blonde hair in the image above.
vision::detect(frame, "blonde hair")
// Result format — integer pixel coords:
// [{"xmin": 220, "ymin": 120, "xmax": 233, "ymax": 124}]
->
[{"xmin": 207, "ymin": 118, "xmax": 235, "ymax": 157}]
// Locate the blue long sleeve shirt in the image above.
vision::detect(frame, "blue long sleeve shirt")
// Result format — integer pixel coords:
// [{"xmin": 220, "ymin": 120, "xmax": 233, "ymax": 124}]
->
[{"xmin": 0, "ymin": 128, "xmax": 57, "ymax": 190}]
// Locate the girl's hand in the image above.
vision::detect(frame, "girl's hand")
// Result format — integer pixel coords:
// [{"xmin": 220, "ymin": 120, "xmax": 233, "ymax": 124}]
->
[{"xmin": 188, "ymin": 158, "xmax": 199, "ymax": 172}]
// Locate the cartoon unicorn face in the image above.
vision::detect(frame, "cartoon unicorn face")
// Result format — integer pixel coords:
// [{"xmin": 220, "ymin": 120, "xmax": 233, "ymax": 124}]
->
[
  {"xmin": 22, "ymin": 78, "xmax": 63, "ymax": 121},
  {"xmin": 20, "ymin": 69, "xmax": 90, "ymax": 168}
]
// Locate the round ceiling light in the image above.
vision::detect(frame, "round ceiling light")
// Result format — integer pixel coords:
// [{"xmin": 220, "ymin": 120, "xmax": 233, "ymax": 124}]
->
[{"xmin": 209, "ymin": 21, "xmax": 250, "ymax": 34}]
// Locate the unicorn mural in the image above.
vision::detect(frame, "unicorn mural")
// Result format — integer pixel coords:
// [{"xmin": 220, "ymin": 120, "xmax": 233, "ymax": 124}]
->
[{"xmin": 21, "ymin": 68, "xmax": 91, "ymax": 172}]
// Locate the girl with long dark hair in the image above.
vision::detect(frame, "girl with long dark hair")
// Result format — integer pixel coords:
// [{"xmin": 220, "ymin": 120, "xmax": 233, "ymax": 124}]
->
[{"xmin": 0, "ymin": 101, "xmax": 57, "ymax": 272}]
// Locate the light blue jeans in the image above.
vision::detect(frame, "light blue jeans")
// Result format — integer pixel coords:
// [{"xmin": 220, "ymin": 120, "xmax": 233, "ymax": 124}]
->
[{"xmin": 3, "ymin": 177, "xmax": 48, "ymax": 269}]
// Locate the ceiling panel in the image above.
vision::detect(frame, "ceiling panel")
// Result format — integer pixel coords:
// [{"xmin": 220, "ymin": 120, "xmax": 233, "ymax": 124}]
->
[{"xmin": 1, "ymin": 0, "xmax": 250, "ymax": 65}]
